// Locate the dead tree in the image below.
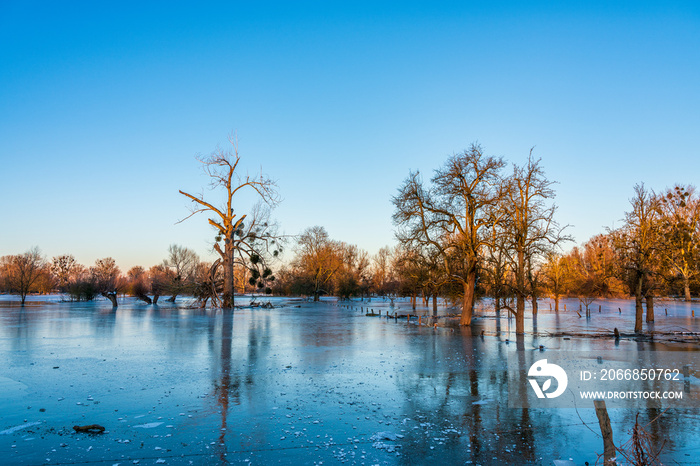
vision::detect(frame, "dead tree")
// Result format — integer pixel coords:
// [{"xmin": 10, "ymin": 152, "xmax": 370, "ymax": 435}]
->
[{"xmin": 179, "ymin": 136, "xmax": 281, "ymax": 308}]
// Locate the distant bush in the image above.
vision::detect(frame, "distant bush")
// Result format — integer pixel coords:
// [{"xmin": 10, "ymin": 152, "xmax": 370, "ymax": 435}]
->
[{"xmin": 67, "ymin": 280, "xmax": 98, "ymax": 301}]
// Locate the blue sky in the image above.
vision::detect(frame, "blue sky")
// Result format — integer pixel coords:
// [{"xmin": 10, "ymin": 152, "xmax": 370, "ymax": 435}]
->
[{"xmin": 1, "ymin": 1, "xmax": 699, "ymax": 271}]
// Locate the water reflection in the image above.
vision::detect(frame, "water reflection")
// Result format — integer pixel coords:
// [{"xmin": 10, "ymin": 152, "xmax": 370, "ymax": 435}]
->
[{"xmin": 0, "ymin": 297, "xmax": 698, "ymax": 465}]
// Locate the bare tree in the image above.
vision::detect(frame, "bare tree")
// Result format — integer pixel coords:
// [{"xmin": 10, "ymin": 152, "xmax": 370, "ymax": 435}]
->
[
  {"xmin": 1, "ymin": 247, "xmax": 45, "ymax": 305},
  {"xmin": 91, "ymin": 257, "xmax": 122, "ymax": 306},
  {"xmin": 127, "ymin": 266, "xmax": 152, "ymax": 304},
  {"xmin": 612, "ymin": 183, "xmax": 662, "ymax": 332},
  {"xmin": 542, "ymin": 252, "xmax": 565, "ymax": 311},
  {"xmin": 163, "ymin": 244, "xmax": 200, "ymax": 302},
  {"xmin": 565, "ymin": 242, "xmax": 613, "ymax": 315},
  {"xmin": 335, "ymin": 243, "xmax": 372, "ymax": 299},
  {"xmin": 658, "ymin": 185, "xmax": 699, "ymax": 302},
  {"xmin": 482, "ymin": 222, "xmax": 512, "ymax": 314},
  {"xmin": 392, "ymin": 243, "xmax": 428, "ymax": 310},
  {"xmin": 179, "ymin": 136, "xmax": 281, "ymax": 308},
  {"xmin": 393, "ymin": 144, "xmax": 506, "ymax": 325},
  {"xmin": 293, "ymin": 226, "xmax": 342, "ymax": 301},
  {"xmin": 372, "ymin": 246, "xmax": 393, "ymax": 296},
  {"xmin": 500, "ymin": 151, "xmax": 569, "ymax": 334},
  {"xmin": 50, "ymin": 254, "xmax": 78, "ymax": 292},
  {"xmin": 149, "ymin": 264, "xmax": 175, "ymax": 305}
]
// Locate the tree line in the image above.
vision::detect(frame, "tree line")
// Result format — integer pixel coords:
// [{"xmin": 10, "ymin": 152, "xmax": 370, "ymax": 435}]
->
[
  {"xmin": 3, "ymin": 138, "xmax": 698, "ymax": 336},
  {"xmin": 386, "ymin": 144, "xmax": 699, "ymax": 334},
  {"xmin": 0, "ymin": 243, "xmax": 279, "ymax": 308},
  {"xmin": 0, "ymin": 245, "xmax": 195, "ymax": 305}
]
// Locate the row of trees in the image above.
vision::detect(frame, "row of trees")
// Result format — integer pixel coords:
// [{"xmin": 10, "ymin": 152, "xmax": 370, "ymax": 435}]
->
[
  {"xmin": 391, "ymin": 145, "xmax": 568, "ymax": 334},
  {"xmin": 385, "ymin": 145, "xmax": 698, "ymax": 334},
  {"xmin": 0, "ymin": 250, "xmax": 124, "ymax": 305},
  {"xmin": 0, "ymin": 242, "xmax": 279, "ymax": 308},
  {"xmin": 272, "ymin": 226, "xmax": 372, "ymax": 300},
  {"xmin": 1, "ymin": 245, "xmax": 203, "ymax": 306},
  {"xmin": 542, "ymin": 184, "xmax": 700, "ymax": 332},
  {"xmin": 5, "ymin": 136, "xmax": 698, "ymax": 337}
]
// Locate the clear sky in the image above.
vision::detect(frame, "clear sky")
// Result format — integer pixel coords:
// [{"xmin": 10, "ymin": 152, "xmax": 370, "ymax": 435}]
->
[{"xmin": 1, "ymin": 1, "xmax": 699, "ymax": 271}]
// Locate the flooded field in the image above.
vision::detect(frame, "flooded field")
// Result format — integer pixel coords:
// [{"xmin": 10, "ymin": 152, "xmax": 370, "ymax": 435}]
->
[{"xmin": 1, "ymin": 295, "xmax": 698, "ymax": 465}]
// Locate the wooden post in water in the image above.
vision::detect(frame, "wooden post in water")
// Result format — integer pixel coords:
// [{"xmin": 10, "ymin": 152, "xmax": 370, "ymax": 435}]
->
[
  {"xmin": 418, "ymin": 316, "xmax": 422, "ymax": 326},
  {"xmin": 564, "ymin": 304, "xmax": 567, "ymax": 311},
  {"xmin": 599, "ymin": 305, "xmax": 601, "ymax": 313},
  {"xmin": 594, "ymin": 400, "xmax": 615, "ymax": 465}
]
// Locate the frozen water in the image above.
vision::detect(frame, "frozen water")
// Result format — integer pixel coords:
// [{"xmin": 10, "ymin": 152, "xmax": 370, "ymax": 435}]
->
[
  {"xmin": 0, "ymin": 295, "xmax": 698, "ymax": 464},
  {"xmin": 132, "ymin": 422, "xmax": 164, "ymax": 429},
  {"xmin": 0, "ymin": 422, "xmax": 42, "ymax": 435}
]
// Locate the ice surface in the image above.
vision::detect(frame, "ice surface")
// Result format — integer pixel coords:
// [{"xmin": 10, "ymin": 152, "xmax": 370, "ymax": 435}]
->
[
  {"xmin": 0, "ymin": 422, "xmax": 42, "ymax": 435},
  {"xmin": 132, "ymin": 422, "xmax": 164, "ymax": 429},
  {"xmin": 0, "ymin": 295, "xmax": 697, "ymax": 465}
]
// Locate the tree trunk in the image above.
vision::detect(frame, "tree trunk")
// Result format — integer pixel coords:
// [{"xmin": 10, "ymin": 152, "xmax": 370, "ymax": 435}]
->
[
  {"xmin": 515, "ymin": 249, "xmax": 526, "ymax": 334},
  {"xmin": 594, "ymin": 400, "xmax": 615, "ymax": 465},
  {"xmin": 684, "ymin": 276, "xmax": 691, "ymax": 302},
  {"xmin": 136, "ymin": 293, "xmax": 152, "ymax": 305},
  {"xmin": 432, "ymin": 294, "xmax": 438, "ymax": 316},
  {"xmin": 167, "ymin": 294, "xmax": 178, "ymax": 303},
  {"xmin": 460, "ymin": 273, "xmax": 476, "ymax": 326},
  {"xmin": 495, "ymin": 296, "xmax": 501, "ymax": 314},
  {"xmin": 102, "ymin": 292, "xmax": 118, "ymax": 307},
  {"xmin": 411, "ymin": 293, "xmax": 416, "ymax": 310},
  {"xmin": 153, "ymin": 293, "xmax": 160, "ymax": 305},
  {"xmin": 313, "ymin": 291, "xmax": 320, "ymax": 302},
  {"xmin": 634, "ymin": 275, "xmax": 643, "ymax": 333},
  {"xmin": 531, "ymin": 295, "xmax": 538, "ymax": 316},
  {"xmin": 222, "ymin": 244, "xmax": 234, "ymax": 308},
  {"xmin": 515, "ymin": 293, "xmax": 525, "ymax": 334},
  {"xmin": 646, "ymin": 293, "xmax": 655, "ymax": 323},
  {"xmin": 554, "ymin": 294, "xmax": 559, "ymax": 312}
]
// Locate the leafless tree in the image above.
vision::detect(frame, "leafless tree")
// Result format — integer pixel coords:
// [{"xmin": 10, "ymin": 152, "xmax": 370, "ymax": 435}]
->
[
  {"xmin": 127, "ymin": 265, "xmax": 152, "ymax": 304},
  {"xmin": 393, "ymin": 144, "xmax": 506, "ymax": 325},
  {"xmin": 658, "ymin": 185, "xmax": 700, "ymax": 302},
  {"xmin": 293, "ymin": 226, "xmax": 342, "ymax": 301},
  {"xmin": 163, "ymin": 244, "xmax": 200, "ymax": 302},
  {"xmin": 50, "ymin": 254, "xmax": 78, "ymax": 292},
  {"xmin": 612, "ymin": 183, "xmax": 662, "ymax": 332},
  {"xmin": 372, "ymin": 246, "xmax": 393, "ymax": 296},
  {"xmin": 542, "ymin": 252, "xmax": 565, "ymax": 311},
  {"xmin": 482, "ymin": 222, "xmax": 512, "ymax": 314},
  {"xmin": 499, "ymin": 151, "xmax": 569, "ymax": 334},
  {"xmin": 91, "ymin": 257, "xmax": 122, "ymax": 306},
  {"xmin": 1, "ymin": 247, "xmax": 45, "ymax": 305},
  {"xmin": 179, "ymin": 136, "xmax": 281, "ymax": 308}
]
